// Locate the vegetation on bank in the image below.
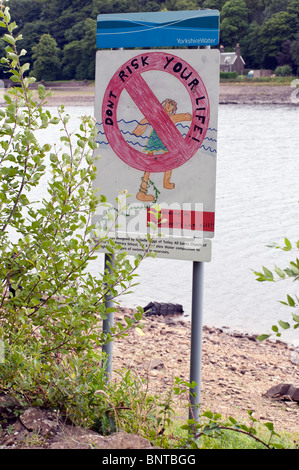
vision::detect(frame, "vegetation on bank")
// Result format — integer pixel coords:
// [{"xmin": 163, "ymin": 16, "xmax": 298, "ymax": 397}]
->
[
  {"xmin": 220, "ymin": 73, "xmax": 295, "ymax": 84},
  {"xmin": 0, "ymin": 3, "xmax": 298, "ymax": 450}
]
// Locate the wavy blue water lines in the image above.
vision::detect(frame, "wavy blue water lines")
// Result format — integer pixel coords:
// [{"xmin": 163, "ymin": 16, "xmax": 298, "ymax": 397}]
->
[
  {"xmin": 200, "ymin": 145, "xmax": 217, "ymax": 153},
  {"xmin": 96, "ymin": 119, "xmax": 217, "ymax": 156}
]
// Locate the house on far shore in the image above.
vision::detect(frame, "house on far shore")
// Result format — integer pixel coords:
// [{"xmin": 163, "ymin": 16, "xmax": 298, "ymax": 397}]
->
[{"xmin": 220, "ymin": 43, "xmax": 245, "ymax": 74}]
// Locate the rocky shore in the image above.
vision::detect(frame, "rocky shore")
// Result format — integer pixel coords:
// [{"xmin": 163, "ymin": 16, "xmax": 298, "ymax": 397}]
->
[
  {"xmin": 0, "ymin": 81, "xmax": 296, "ymax": 107},
  {"xmin": 18, "ymin": 82, "xmax": 297, "ymax": 107},
  {"xmin": 219, "ymin": 83, "xmax": 295, "ymax": 105},
  {"xmin": 0, "ymin": 308, "xmax": 298, "ymax": 449},
  {"xmin": 113, "ymin": 308, "xmax": 299, "ymax": 436}
]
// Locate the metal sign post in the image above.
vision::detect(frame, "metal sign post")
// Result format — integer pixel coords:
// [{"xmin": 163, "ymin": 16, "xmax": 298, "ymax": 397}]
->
[
  {"xmin": 94, "ymin": 11, "xmax": 220, "ymax": 423},
  {"xmin": 102, "ymin": 252, "xmax": 115, "ymax": 379},
  {"xmin": 189, "ymin": 261, "xmax": 204, "ymax": 423}
]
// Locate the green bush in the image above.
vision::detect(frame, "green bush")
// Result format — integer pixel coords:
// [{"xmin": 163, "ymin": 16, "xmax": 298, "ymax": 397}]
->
[
  {"xmin": 220, "ymin": 71, "xmax": 239, "ymax": 79},
  {"xmin": 274, "ymin": 65, "xmax": 292, "ymax": 76},
  {"xmin": 0, "ymin": 2, "xmax": 154, "ymax": 431},
  {"xmin": 254, "ymin": 233, "xmax": 299, "ymax": 340}
]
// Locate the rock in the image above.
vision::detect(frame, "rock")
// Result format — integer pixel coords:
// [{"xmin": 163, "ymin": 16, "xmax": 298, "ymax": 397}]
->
[
  {"xmin": 49, "ymin": 429, "xmax": 154, "ymax": 450},
  {"xmin": 0, "ymin": 401, "xmax": 156, "ymax": 449},
  {"xmin": 143, "ymin": 301, "xmax": 184, "ymax": 316},
  {"xmin": 288, "ymin": 385, "xmax": 299, "ymax": 402},
  {"xmin": 19, "ymin": 407, "xmax": 59, "ymax": 436},
  {"xmin": 290, "ymin": 349, "xmax": 299, "ymax": 365},
  {"xmin": 265, "ymin": 383, "xmax": 299, "ymax": 402},
  {"xmin": 138, "ymin": 358, "xmax": 165, "ymax": 371},
  {"xmin": 0, "ymin": 394, "xmax": 23, "ymax": 420}
]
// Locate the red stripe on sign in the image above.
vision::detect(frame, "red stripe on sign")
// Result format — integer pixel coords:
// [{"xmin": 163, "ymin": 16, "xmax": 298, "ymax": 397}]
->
[{"xmin": 147, "ymin": 209, "xmax": 215, "ymax": 232}]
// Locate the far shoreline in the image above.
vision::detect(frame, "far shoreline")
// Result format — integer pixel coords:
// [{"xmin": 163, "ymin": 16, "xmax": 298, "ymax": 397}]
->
[
  {"xmin": 34, "ymin": 82, "xmax": 299, "ymax": 107},
  {"xmin": 0, "ymin": 81, "xmax": 297, "ymax": 107}
]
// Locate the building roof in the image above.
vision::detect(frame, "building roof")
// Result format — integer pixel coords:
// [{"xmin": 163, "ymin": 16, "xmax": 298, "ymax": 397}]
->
[{"xmin": 220, "ymin": 52, "xmax": 245, "ymax": 66}]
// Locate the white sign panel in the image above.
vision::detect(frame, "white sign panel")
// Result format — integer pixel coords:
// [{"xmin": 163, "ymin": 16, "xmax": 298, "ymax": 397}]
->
[{"xmin": 93, "ymin": 49, "xmax": 219, "ymax": 260}]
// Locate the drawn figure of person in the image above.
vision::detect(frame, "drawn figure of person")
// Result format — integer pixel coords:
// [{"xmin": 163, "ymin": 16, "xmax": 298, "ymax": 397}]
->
[{"xmin": 133, "ymin": 99, "xmax": 192, "ymax": 202}]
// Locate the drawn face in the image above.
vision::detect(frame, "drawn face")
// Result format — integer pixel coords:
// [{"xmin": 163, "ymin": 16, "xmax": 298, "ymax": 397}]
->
[{"xmin": 164, "ymin": 101, "xmax": 175, "ymax": 115}]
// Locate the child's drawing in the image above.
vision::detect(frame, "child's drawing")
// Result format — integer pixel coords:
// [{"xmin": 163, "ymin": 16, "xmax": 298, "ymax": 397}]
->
[{"xmin": 132, "ymin": 99, "xmax": 191, "ymax": 202}]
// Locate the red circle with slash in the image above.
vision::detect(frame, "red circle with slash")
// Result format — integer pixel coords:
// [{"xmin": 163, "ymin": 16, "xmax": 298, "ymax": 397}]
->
[{"xmin": 102, "ymin": 52, "xmax": 210, "ymax": 173}]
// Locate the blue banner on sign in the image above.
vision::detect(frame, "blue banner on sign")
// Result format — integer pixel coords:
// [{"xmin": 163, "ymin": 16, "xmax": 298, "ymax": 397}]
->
[{"xmin": 97, "ymin": 10, "xmax": 220, "ymax": 49}]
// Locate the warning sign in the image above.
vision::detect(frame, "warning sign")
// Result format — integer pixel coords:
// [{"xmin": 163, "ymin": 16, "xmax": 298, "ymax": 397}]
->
[
  {"xmin": 102, "ymin": 52, "xmax": 210, "ymax": 173},
  {"xmin": 93, "ymin": 49, "xmax": 219, "ymax": 249}
]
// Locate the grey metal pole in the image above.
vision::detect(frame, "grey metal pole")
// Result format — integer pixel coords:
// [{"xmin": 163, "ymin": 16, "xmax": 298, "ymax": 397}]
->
[
  {"xmin": 102, "ymin": 252, "xmax": 115, "ymax": 380},
  {"xmin": 189, "ymin": 260, "xmax": 204, "ymax": 424},
  {"xmin": 188, "ymin": 44, "xmax": 209, "ymax": 425},
  {"xmin": 101, "ymin": 44, "xmax": 121, "ymax": 380}
]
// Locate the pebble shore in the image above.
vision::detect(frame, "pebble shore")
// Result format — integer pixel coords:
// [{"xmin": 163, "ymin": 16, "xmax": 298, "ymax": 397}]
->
[{"xmin": 113, "ymin": 308, "xmax": 299, "ymax": 434}]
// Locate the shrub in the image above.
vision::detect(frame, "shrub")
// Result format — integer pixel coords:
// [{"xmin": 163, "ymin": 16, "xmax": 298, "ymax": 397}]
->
[
  {"xmin": 0, "ymin": 2, "xmax": 150, "ymax": 427},
  {"xmin": 220, "ymin": 71, "xmax": 239, "ymax": 79},
  {"xmin": 274, "ymin": 65, "xmax": 292, "ymax": 76}
]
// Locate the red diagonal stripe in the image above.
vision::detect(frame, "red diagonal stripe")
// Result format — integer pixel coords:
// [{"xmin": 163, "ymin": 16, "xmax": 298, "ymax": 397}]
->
[{"xmin": 125, "ymin": 73, "xmax": 189, "ymax": 155}]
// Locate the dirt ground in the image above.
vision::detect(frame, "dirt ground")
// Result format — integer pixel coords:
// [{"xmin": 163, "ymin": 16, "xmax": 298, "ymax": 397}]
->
[
  {"xmin": 219, "ymin": 83, "xmax": 295, "ymax": 105},
  {"xmin": 1, "ymin": 309, "xmax": 298, "ymax": 449},
  {"xmin": 113, "ymin": 309, "xmax": 299, "ymax": 436}
]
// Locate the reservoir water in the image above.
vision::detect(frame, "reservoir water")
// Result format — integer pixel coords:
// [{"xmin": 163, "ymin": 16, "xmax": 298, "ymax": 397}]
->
[
  {"xmin": 14, "ymin": 103, "xmax": 299, "ymax": 345},
  {"xmin": 109, "ymin": 103, "xmax": 299, "ymax": 345}
]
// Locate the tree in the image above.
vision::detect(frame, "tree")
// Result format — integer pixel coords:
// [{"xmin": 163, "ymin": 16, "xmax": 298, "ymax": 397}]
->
[
  {"xmin": 290, "ymin": 33, "xmax": 299, "ymax": 74},
  {"xmin": 18, "ymin": 21, "xmax": 49, "ymax": 67},
  {"xmin": 74, "ymin": 18, "xmax": 97, "ymax": 80},
  {"xmin": 62, "ymin": 40, "xmax": 83, "ymax": 80},
  {"xmin": 258, "ymin": 10, "xmax": 297, "ymax": 68},
  {"xmin": 241, "ymin": 21, "xmax": 264, "ymax": 68},
  {"xmin": 202, "ymin": 0, "xmax": 228, "ymax": 11},
  {"xmin": 6, "ymin": 0, "xmax": 43, "ymax": 28},
  {"xmin": 220, "ymin": 0, "xmax": 249, "ymax": 47},
  {"xmin": 263, "ymin": 0, "xmax": 289, "ymax": 20},
  {"xmin": 31, "ymin": 33, "xmax": 61, "ymax": 81},
  {"xmin": 62, "ymin": 18, "xmax": 96, "ymax": 80},
  {"xmin": 243, "ymin": 0, "xmax": 266, "ymax": 24}
]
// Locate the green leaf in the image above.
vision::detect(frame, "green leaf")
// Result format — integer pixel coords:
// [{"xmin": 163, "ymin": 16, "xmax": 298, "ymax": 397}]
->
[
  {"xmin": 257, "ymin": 334, "xmax": 270, "ymax": 341},
  {"xmin": 287, "ymin": 294, "xmax": 295, "ymax": 307},
  {"xmin": 3, "ymin": 33, "xmax": 15, "ymax": 45},
  {"xmin": 278, "ymin": 320, "xmax": 290, "ymax": 330},
  {"xmin": 20, "ymin": 63, "xmax": 30, "ymax": 74},
  {"xmin": 262, "ymin": 266, "xmax": 274, "ymax": 280},
  {"xmin": 274, "ymin": 265, "xmax": 285, "ymax": 278},
  {"xmin": 283, "ymin": 237, "xmax": 292, "ymax": 251}
]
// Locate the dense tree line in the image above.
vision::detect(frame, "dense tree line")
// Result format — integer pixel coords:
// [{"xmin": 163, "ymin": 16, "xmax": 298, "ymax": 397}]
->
[{"xmin": 0, "ymin": 0, "xmax": 298, "ymax": 80}]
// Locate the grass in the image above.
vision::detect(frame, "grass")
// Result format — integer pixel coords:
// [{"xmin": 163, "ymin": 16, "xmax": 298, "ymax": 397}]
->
[
  {"xmin": 157, "ymin": 415, "xmax": 299, "ymax": 449},
  {"xmin": 220, "ymin": 75, "xmax": 296, "ymax": 85}
]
